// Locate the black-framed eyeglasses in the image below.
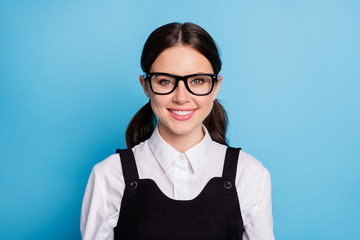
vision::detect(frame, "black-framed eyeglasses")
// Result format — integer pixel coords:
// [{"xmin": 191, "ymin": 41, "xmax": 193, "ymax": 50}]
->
[{"xmin": 145, "ymin": 72, "xmax": 218, "ymax": 96}]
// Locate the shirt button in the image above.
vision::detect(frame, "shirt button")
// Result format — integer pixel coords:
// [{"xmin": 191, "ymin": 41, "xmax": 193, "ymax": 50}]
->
[
  {"xmin": 176, "ymin": 169, "xmax": 184, "ymax": 176},
  {"xmin": 179, "ymin": 155, "xmax": 185, "ymax": 160}
]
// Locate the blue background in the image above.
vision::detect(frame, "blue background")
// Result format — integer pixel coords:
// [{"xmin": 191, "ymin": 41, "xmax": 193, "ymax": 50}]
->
[{"xmin": 1, "ymin": 0, "xmax": 359, "ymax": 239}]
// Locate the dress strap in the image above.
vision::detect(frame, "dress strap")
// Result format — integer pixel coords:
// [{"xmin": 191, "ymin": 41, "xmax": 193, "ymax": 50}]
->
[
  {"xmin": 222, "ymin": 147, "xmax": 241, "ymax": 181},
  {"xmin": 116, "ymin": 149, "xmax": 139, "ymax": 181}
]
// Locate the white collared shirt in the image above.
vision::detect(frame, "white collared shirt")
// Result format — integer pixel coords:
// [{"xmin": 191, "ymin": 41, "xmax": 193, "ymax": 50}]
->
[{"xmin": 81, "ymin": 127, "xmax": 274, "ymax": 240}]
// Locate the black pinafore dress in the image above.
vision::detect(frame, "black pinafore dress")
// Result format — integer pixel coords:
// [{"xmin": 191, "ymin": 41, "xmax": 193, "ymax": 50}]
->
[{"xmin": 114, "ymin": 147, "xmax": 244, "ymax": 240}]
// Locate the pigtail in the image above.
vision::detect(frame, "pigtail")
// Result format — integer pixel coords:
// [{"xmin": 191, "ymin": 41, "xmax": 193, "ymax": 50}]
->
[
  {"xmin": 203, "ymin": 99, "xmax": 228, "ymax": 146},
  {"xmin": 126, "ymin": 101, "xmax": 157, "ymax": 148}
]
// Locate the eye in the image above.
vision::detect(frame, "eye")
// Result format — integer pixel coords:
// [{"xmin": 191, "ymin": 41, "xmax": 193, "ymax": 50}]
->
[
  {"xmin": 190, "ymin": 78, "xmax": 204, "ymax": 85},
  {"xmin": 152, "ymin": 75, "xmax": 175, "ymax": 86},
  {"xmin": 158, "ymin": 79, "xmax": 173, "ymax": 86}
]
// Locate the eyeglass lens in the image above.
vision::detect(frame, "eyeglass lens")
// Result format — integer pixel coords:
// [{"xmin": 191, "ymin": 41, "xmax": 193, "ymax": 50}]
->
[{"xmin": 150, "ymin": 74, "xmax": 213, "ymax": 95}]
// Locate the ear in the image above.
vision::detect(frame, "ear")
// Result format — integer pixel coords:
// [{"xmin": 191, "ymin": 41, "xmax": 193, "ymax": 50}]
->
[
  {"xmin": 140, "ymin": 75, "xmax": 151, "ymax": 98},
  {"xmin": 212, "ymin": 75, "xmax": 223, "ymax": 100}
]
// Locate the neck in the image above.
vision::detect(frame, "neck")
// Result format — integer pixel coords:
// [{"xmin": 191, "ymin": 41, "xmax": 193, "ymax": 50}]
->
[{"xmin": 158, "ymin": 124, "xmax": 204, "ymax": 153}]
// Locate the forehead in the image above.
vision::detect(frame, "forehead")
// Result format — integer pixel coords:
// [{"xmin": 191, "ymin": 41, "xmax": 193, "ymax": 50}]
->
[{"xmin": 149, "ymin": 46, "xmax": 213, "ymax": 75}]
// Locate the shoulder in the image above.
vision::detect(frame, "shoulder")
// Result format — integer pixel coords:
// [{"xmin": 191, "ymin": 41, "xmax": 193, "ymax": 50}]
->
[
  {"xmin": 235, "ymin": 150, "xmax": 272, "ymax": 203},
  {"xmin": 93, "ymin": 153, "xmax": 121, "ymax": 174},
  {"xmin": 237, "ymin": 150, "xmax": 270, "ymax": 178},
  {"xmin": 235, "ymin": 150, "xmax": 271, "ymax": 194},
  {"xmin": 86, "ymin": 153, "xmax": 125, "ymax": 206},
  {"xmin": 211, "ymin": 143, "xmax": 270, "ymax": 178},
  {"xmin": 92, "ymin": 139, "xmax": 149, "ymax": 178},
  {"xmin": 91, "ymin": 139, "xmax": 150, "ymax": 181},
  {"xmin": 90, "ymin": 153, "xmax": 123, "ymax": 186}
]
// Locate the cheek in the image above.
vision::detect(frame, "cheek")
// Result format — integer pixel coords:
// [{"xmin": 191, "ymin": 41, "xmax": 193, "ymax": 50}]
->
[
  {"xmin": 197, "ymin": 96, "xmax": 214, "ymax": 113},
  {"xmin": 150, "ymin": 95, "xmax": 170, "ymax": 112}
]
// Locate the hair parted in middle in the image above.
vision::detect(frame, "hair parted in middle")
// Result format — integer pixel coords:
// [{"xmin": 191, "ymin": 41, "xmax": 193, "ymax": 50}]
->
[{"xmin": 126, "ymin": 22, "xmax": 228, "ymax": 148}]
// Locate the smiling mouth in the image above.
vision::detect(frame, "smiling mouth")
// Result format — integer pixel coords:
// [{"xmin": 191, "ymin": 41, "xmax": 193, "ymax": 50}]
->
[{"xmin": 168, "ymin": 109, "xmax": 195, "ymax": 116}]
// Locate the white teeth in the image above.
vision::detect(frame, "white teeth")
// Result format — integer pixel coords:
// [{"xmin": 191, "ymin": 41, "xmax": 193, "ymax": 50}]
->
[{"xmin": 171, "ymin": 110, "xmax": 194, "ymax": 116}]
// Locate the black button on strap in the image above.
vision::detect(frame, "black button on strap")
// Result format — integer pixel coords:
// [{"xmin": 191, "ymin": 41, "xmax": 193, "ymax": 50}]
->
[
  {"xmin": 224, "ymin": 180, "xmax": 232, "ymax": 189},
  {"xmin": 130, "ymin": 181, "xmax": 138, "ymax": 189}
]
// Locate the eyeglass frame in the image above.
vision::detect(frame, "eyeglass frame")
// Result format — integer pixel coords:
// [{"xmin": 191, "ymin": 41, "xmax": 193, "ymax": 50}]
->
[{"xmin": 144, "ymin": 72, "xmax": 218, "ymax": 96}]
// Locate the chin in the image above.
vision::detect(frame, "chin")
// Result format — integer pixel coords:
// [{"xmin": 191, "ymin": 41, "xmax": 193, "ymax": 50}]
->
[{"xmin": 166, "ymin": 122, "xmax": 201, "ymax": 137}]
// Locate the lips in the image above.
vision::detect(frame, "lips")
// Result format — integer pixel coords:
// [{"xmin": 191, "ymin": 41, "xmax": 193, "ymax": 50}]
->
[{"xmin": 168, "ymin": 108, "xmax": 197, "ymax": 121}]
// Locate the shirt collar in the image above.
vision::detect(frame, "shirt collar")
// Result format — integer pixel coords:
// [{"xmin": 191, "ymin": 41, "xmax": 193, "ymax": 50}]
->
[
  {"xmin": 148, "ymin": 125, "xmax": 215, "ymax": 173},
  {"xmin": 184, "ymin": 126, "xmax": 214, "ymax": 172}
]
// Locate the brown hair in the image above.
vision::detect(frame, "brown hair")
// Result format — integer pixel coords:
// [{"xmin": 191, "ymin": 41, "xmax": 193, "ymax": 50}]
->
[{"xmin": 126, "ymin": 22, "xmax": 228, "ymax": 148}]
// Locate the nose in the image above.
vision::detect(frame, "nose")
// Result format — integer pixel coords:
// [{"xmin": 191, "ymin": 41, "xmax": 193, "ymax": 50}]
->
[{"xmin": 172, "ymin": 80, "xmax": 190, "ymax": 104}]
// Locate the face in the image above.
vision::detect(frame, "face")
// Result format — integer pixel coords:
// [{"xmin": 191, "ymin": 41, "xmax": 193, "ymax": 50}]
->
[{"xmin": 140, "ymin": 45, "xmax": 222, "ymax": 142}]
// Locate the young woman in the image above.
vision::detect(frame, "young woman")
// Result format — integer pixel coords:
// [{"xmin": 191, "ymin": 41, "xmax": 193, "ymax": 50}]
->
[{"xmin": 81, "ymin": 22, "xmax": 274, "ymax": 240}]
